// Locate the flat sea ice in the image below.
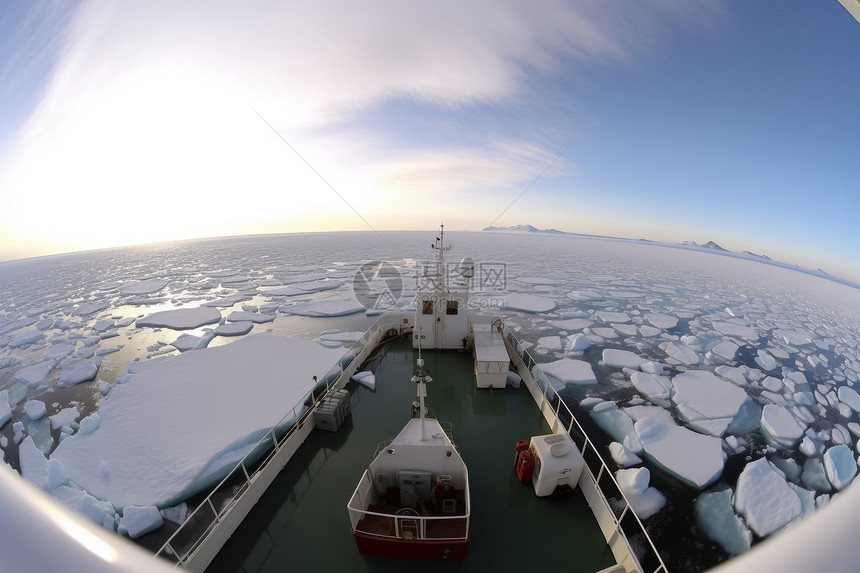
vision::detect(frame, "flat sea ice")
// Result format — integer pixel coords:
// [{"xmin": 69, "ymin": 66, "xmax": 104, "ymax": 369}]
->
[
  {"xmin": 351, "ymin": 371, "xmax": 376, "ymax": 390},
  {"xmin": 822, "ymin": 445, "xmax": 857, "ymax": 491},
  {"xmin": 226, "ymin": 311, "xmax": 276, "ymax": 324},
  {"xmin": 710, "ymin": 340, "xmax": 739, "ymax": 362},
  {"xmin": 50, "ymin": 334, "xmax": 344, "ymax": 509},
  {"xmin": 500, "ymin": 294, "xmax": 557, "ymax": 313},
  {"xmin": 671, "ymin": 370, "xmax": 747, "ymax": 436},
  {"xmin": 8, "ymin": 330, "xmax": 44, "ymax": 348},
  {"xmin": 214, "ymin": 321, "xmax": 254, "ymax": 336},
  {"xmin": 552, "ymin": 318, "xmax": 592, "ymax": 331},
  {"xmin": 595, "ymin": 311, "xmax": 630, "ymax": 323},
  {"xmin": 734, "ymin": 457, "xmax": 803, "ymax": 537},
  {"xmin": 136, "ymin": 307, "xmax": 222, "ymax": 330},
  {"xmin": 602, "ymin": 349, "xmax": 646, "ymax": 369},
  {"xmin": 57, "ymin": 361, "xmax": 99, "ymax": 388},
  {"xmin": 837, "ymin": 386, "xmax": 860, "ymax": 413},
  {"xmin": 630, "ymin": 372, "xmax": 671, "ymax": 402},
  {"xmin": 119, "ymin": 279, "xmax": 168, "ymax": 295},
  {"xmin": 45, "ymin": 343, "xmax": 76, "ymax": 359},
  {"xmin": 659, "ymin": 341, "xmax": 700, "ymax": 366},
  {"xmin": 644, "ymin": 313, "xmax": 678, "ymax": 330},
  {"xmin": 534, "ymin": 358, "xmax": 597, "ymax": 386},
  {"xmin": 591, "ymin": 402, "xmax": 642, "ymax": 453},
  {"xmin": 760, "ymin": 404, "xmax": 805, "ymax": 447},
  {"xmin": 634, "ymin": 417, "xmax": 725, "ymax": 489},
  {"xmin": 0, "ymin": 390, "xmax": 11, "ymax": 428},
  {"xmin": 712, "ymin": 321, "xmax": 759, "ymax": 340},
  {"xmin": 288, "ymin": 299, "xmax": 365, "ymax": 317},
  {"xmin": 10, "ymin": 361, "xmax": 55, "ymax": 390},
  {"xmin": 695, "ymin": 487, "xmax": 752, "ymax": 555}
]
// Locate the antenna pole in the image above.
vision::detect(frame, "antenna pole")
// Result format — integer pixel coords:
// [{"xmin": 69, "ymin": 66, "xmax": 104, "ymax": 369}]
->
[{"xmin": 415, "ymin": 324, "xmax": 427, "ymax": 441}]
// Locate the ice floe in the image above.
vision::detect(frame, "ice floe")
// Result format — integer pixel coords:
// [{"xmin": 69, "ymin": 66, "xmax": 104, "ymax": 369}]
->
[
  {"xmin": 10, "ymin": 361, "xmax": 55, "ymax": 390},
  {"xmin": 351, "ymin": 370, "xmax": 376, "ymax": 390},
  {"xmin": 50, "ymin": 334, "xmax": 343, "ymax": 508},
  {"xmin": 119, "ymin": 279, "xmax": 169, "ymax": 295},
  {"xmin": 500, "ymin": 294, "xmax": 556, "ymax": 313},
  {"xmin": 8, "ymin": 330, "xmax": 44, "ymax": 348},
  {"xmin": 552, "ymin": 318, "xmax": 592, "ymax": 330},
  {"xmin": 630, "ymin": 372, "xmax": 671, "ymax": 402},
  {"xmin": 609, "ymin": 442, "xmax": 642, "ymax": 467},
  {"xmin": 590, "ymin": 402, "xmax": 642, "ymax": 453},
  {"xmin": 616, "ymin": 468, "xmax": 665, "ymax": 519},
  {"xmin": 634, "ymin": 417, "xmax": 725, "ymax": 488},
  {"xmin": 136, "ymin": 307, "xmax": 222, "ymax": 330},
  {"xmin": 0, "ymin": 390, "xmax": 10, "ymax": 428},
  {"xmin": 660, "ymin": 341, "xmax": 701, "ymax": 366},
  {"xmin": 226, "ymin": 311, "xmax": 276, "ymax": 324},
  {"xmin": 712, "ymin": 321, "xmax": 759, "ymax": 340},
  {"xmin": 25, "ymin": 400, "xmax": 46, "ymax": 421},
  {"xmin": 695, "ymin": 487, "xmax": 752, "ymax": 555},
  {"xmin": 288, "ymin": 299, "xmax": 364, "ymax": 317},
  {"xmin": 644, "ymin": 313, "xmax": 678, "ymax": 329},
  {"xmin": 595, "ymin": 311, "xmax": 630, "ymax": 323},
  {"xmin": 822, "ymin": 445, "xmax": 857, "ymax": 491},
  {"xmin": 602, "ymin": 349, "xmax": 646, "ymax": 369},
  {"xmin": 734, "ymin": 458, "xmax": 804, "ymax": 536},
  {"xmin": 259, "ymin": 280, "xmax": 341, "ymax": 296},
  {"xmin": 534, "ymin": 358, "xmax": 597, "ymax": 387},
  {"xmin": 214, "ymin": 321, "xmax": 254, "ymax": 336},
  {"xmin": 120, "ymin": 505, "xmax": 163, "ymax": 539},
  {"xmin": 57, "ymin": 361, "xmax": 99, "ymax": 387},
  {"xmin": 670, "ymin": 370, "xmax": 747, "ymax": 436},
  {"xmin": 760, "ymin": 404, "xmax": 805, "ymax": 447}
]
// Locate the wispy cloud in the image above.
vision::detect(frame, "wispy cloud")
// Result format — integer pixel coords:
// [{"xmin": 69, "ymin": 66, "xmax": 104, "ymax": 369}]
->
[{"xmin": 0, "ymin": 0, "xmax": 725, "ymax": 258}]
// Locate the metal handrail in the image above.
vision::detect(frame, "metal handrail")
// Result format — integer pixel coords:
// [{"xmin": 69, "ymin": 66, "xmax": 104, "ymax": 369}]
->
[
  {"xmin": 503, "ymin": 327, "xmax": 669, "ymax": 573},
  {"xmin": 154, "ymin": 314, "xmax": 403, "ymax": 566}
]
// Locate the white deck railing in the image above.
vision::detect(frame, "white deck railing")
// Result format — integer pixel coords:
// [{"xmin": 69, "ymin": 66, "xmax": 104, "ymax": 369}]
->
[
  {"xmin": 152, "ymin": 314, "xmax": 666, "ymax": 573},
  {"xmin": 153, "ymin": 314, "xmax": 408, "ymax": 571},
  {"xmin": 502, "ymin": 326, "xmax": 668, "ymax": 573},
  {"xmin": 346, "ymin": 470, "xmax": 470, "ymax": 543}
]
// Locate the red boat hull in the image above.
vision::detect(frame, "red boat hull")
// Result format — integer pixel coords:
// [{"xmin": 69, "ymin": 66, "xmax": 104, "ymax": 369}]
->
[{"xmin": 353, "ymin": 531, "xmax": 469, "ymax": 560}]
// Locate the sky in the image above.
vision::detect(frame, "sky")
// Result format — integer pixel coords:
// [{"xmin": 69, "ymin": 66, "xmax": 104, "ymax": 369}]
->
[{"xmin": 0, "ymin": 1, "xmax": 858, "ymax": 281}]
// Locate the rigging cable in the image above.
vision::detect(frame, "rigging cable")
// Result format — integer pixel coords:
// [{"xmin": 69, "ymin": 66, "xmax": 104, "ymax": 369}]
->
[
  {"xmin": 252, "ymin": 107, "xmax": 389, "ymax": 246},
  {"xmin": 482, "ymin": 118, "xmax": 597, "ymax": 232}
]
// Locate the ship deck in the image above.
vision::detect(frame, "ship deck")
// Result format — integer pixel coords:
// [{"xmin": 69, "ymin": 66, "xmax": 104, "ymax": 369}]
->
[{"xmin": 205, "ymin": 337, "xmax": 616, "ymax": 572}]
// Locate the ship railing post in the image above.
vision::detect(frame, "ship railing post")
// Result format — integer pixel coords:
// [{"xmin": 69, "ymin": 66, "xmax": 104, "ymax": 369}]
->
[{"xmin": 207, "ymin": 497, "xmax": 219, "ymax": 523}]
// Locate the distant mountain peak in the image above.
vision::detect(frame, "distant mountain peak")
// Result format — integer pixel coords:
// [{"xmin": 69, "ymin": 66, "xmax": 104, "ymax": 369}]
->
[
  {"xmin": 681, "ymin": 240, "xmax": 728, "ymax": 252},
  {"xmin": 482, "ymin": 224, "xmax": 564, "ymax": 234}
]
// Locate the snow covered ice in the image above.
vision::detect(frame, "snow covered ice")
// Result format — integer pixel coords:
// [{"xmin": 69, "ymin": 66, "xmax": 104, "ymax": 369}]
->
[
  {"xmin": 533, "ymin": 358, "xmax": 597, "ymax": 387},
  {"xmin": 634, "ymin": 417, "xmax": 725, "ymax": 488},
  {"xmin": 734, "ymin": 458, "xmax": 804, "ymax": 537},
  {"xmin": 670, "ymin": 370, "xmax": 747, "ymax": 436},
  {"xmin": 3, "ymin": 231, "xmax": 860, "ymax": 570},
  {"xmin": 135, "ymin": 307, "xmax": 222, "ymax": 329},
  {"xmin": 51, "ymin": 334, "xmax": 343, "ymax": 508}
]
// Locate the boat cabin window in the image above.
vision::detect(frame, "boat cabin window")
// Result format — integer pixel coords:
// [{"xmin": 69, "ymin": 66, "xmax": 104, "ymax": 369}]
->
[
  {"xmin": 446, "ymin": 300, "xmax": 458, "ymax": 315},
  {"xmin": 422, "ymin": 300, "xmax": 434, "ymax": 315}
]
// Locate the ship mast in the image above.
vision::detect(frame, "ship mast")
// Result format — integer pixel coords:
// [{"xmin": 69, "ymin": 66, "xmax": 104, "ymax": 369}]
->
[
  {"xmin": 431, "ymin": 223, "xmax": 451, "ymax": 294},
  {"xmin": 411, "ymin": 326, "xmax": 433, "ymax": 441}
]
